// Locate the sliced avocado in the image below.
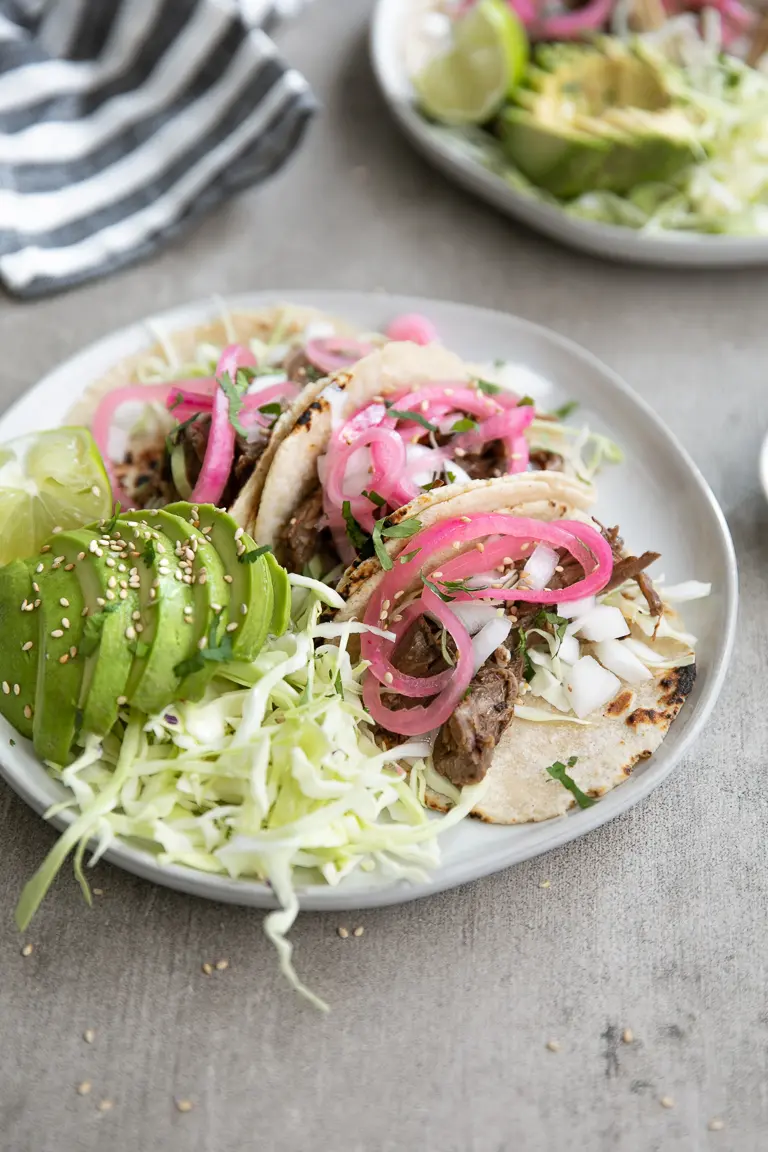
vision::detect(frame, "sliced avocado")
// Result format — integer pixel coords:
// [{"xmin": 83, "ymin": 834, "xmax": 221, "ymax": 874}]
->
[
  {"xmin": 136, "ymin": 507, "xmax": 228, "ymax": 701},
  {"xmin": 264, "ymin": 551, "xmax": 291, "ymax": 636},
  {"xmin": 0, "ymin": 560, "xmax": 39, "ymax": 740},
  {"xmin": 52, "ymin": 528, "xmax": 139, "ymax": 737},
  {"xmin": 501, "ymin": 41, "xmax": 697, "ymax": 199},
  {"xmin": 167, "ymin": 503, "xmax": 273, "ymax": 661},
  {"xmin": 33, "ymin": 545, "xmax": 87, "ymax": 765},
  {"xmin": 112, "ymin": 513, "xmax": 195, "ymax": 715}
]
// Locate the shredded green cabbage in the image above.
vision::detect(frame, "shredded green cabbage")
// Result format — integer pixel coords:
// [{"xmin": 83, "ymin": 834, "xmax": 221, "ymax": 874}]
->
[{"xmin": 16, "ymin": 576, "xmax": 486, "ymax": 1010}]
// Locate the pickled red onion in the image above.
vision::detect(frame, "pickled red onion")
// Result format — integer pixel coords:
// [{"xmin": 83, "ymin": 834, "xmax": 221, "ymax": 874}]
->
[
  {"xmin": 189, "ymin": 344, "xmax": 254, "ymax": 507},
  {"xmin": 361, "ymin": 515, "xmax": 614, "ymax": 736},
  {"xmin": 305, "ymin": 337, "xmax": 376, "ymax": 375},
  {"xmin": 385, "ymin": 313, "xmax": 440, "ymax": 345}
]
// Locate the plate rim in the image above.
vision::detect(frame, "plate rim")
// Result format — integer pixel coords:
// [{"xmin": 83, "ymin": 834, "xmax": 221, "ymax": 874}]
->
[
  {"xmin": 0, "ymin": 288, "xmax": 739, "ymax": 912},
  {"xmin": 370, "ymin": 0, "xmax": 768, "ymax": 269}
]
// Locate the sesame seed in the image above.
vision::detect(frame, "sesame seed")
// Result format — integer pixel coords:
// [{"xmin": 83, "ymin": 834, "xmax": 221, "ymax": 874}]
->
[
  {"xmin": 97, "ymin": 1099, "xmax": 113, "ymax": 1113},
  {"xmin": 32, "ymin": 583, "xmax": 39, "ymax": 593},
  {"xmin": 337, "ymin": 927, "xmax": 349, "ymax": 939},
  {"xmin": 234, "ymin": 527, "xmax": 244, "ymax": 540},
  {"xmin": 22, "ymin": 641, "xmax": 33, "ymax": 652},
  {"xmin": 77, "ymin": 552, "xmax": 86, "ymax": 561},
  {"xmin": 13, "ymin": 683, "xmax": 20, "ymax": 696},
  {"xmin": 51, "ymin": 629, "xmax": 64, "ymax": 638},
  {"xmin": 125, "ymin": 627, "xmax": 136, "ymax": 641},
  {"xmin": 382, "ymin": 599, "xmax": 391, "ymax": 610},
  {"xmin": 119, "ymin": 590, "xmax": 127, "ymax": 600},
  {"xmin": 96, "ymin": 597, "xmax": 105, "ymax": 607},
  {"xmin": 394, "ymin": 590, "xmax": 404, "ymax": 599},
  {"xmin": 51, "ymin": 526, "xmax": 62, "ymax": 534},
  {"xmin": 226, "ymin": 623, "xmax": 238, "ymax": 633},
  {"xmin": 521, "ymin": 542, "xmax": 530, "ymax": 551},
  {"xmin": 21, "ymin": 942, "xmax": 33, "ymax": 956},
  {"xmin": 454, "ymin": 448, "xmax": 466, "ymax": 457},
  {"xmin": 184, "ymin": 548, "xmax": 195, "ymax": 563},
  {"xmin": 61, "ymin": 618, "xmax": 70, "ymax": 629},
  {"xmin": 539, "ymin": 879, "xmax": 551, "ymax": 888},
  {"xmin": 83, "ymin": 1029, "xmax": 95, "ymax": 1044},
  {"xmin": 40, "ymin": 544, "xmax": 50, "ymax": 553},
  {"xmin": 105, "ymin": 591, "xmax": 115, "ymax": 601},
  {"xmin": 201, "ymin": 962, "xmax": 213, "ymax": 975},
  {"xmin": 174, "ymin": 571, "xmax": 182, "ymax": 581},
  {"xmin": 135, "ymin": 623, "xmax": 143, "ymax": 634},
  {"xmin": 197, "ymin": 637, "xmax": 208, "ymax": 650},
  {"xmin": 176, "ymin": 1100, "xmax": 194, "ymax": 1113},
  {"xmin": 215, "ymin": 959, "xmax": 229, "ymax": 971},
  {"xmin": 70, "ymin": 647, "xmax": 77, "ymax": 658},
  {"xmin": 93, "ymin": 888, "xmax": 104, "ymax": 895},
  {"xmin": 89, "ymin": 541, "xmax": 98, "ymax": 553},
  {"xmin": 224, "ymin": 574, "xmax": 233, "ymax": 584},
  {"xmin": 211, "ymin": 603, "xmax": 222, "ymax": 614},
  {"xmin": 707, "ymin": 1118, "xmax": 725, "ymax": 1131},
  {"xmin": 132, "ymin": 611, "xmax": 141, "ymax": 621},
  {"xmin": 23, "ymin": 705, "xmax": 32, "ymax": 719},
  {"xmin": 105, "ymin": 558, "xmax": 115, "ymax": 568},
  {"xmin": 476, "ymin": 543, "xmax": 485, "ymax": 553},
  {"xmin": 393, "ymin": 614, "xmax": 402, "ymax": 622},
  {"xmin": 240, "ymin": 604, "xmax": 247, "ymax": 616},
  {"xmin": 33, "ymin": 601, "xmax": 40, "ymax": 609},
  {"xmin": 660, "ymin": 1096, "xmax": 675, "ymax": 1109},
  {"xmin": 118, "ymin": 564, "xmax": 126, "ymax": 573},
  {"xmin": 81, "ymin": 607, "xmax": 89, "ymax": 617},
  {"xmin": 384, "ymin": 672, "xmax": 394, "ymax": 684},
  {"xmin": 353, "ymin": 926, "xmax": 364, "ymax": 937},
  {"xmin": 64, "ymin": 563, "xmax": 75, "ymax": 572},
  {"xmin": 107, "ymin": 577, "xmax": 117, "ymax": 589},
  {"xmin": 555, "ymin": 565, "xmax": 564, "ymax": 573},
  {"xmin": 2, "ymin": 683, "xmax": 9, "ymax": 695},
  {"xmin": 149, "ymin": 588, "xmax": 156, "ymax": 599},
  {"xmin": 452, "ymin": 542, "xmax": 461, "ymax": 550},
  {"xmin": 198, "ymin": 571, "xmax": 207, "ymax": 585},
  {"xmin": 622, "ymin": 1029, "xmax": 634, "ymax": 1044},
  {"xmin": 59, "ymin": 654, "xmax": 69, "ymax": 664},
  {"xmin": 35, "ymin": 563, "xmax": 43, "ymax": 574},
  {"xmin": 546, "ymin": 1040, "xmax": 561, "ymax": 1053},
  {"xmin": 117, "ymin": 696, "xmax": 127, "ymax": 705}
]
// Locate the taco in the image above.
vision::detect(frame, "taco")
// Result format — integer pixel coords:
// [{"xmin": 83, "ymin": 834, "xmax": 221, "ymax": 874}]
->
[
  {"xmin": 250, "ymin": 341, "xmax": 610, "ymax": 578},
  {"xmin": 73, "ymin": 302, "xmax": 382, "ymax": 522},
  {"xmin": 331, "ymin": 472, "xmax": 701, "ymax": 824}
]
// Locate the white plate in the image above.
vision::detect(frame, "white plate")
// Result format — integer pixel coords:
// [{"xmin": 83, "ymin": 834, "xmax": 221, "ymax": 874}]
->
[
  {"xmin": 0, "ymin": 290, "xmax": 737, "ymax": 911},
  {"xmin": 371, "ymin": 0, "xmax": 768, "ymax": 269}
]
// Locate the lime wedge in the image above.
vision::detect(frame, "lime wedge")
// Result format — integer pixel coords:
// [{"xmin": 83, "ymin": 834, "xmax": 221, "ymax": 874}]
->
[
  {"xmin": 414, "ymin": 0, "xmax": 528, "ymax": 126},
  {"xmin": 0, "ymin": 427, "xmax": 111, "ymax": 565}
]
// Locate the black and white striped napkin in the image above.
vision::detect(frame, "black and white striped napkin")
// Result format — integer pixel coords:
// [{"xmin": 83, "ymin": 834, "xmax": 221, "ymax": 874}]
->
[{"xmin": 0, "ymin": 0, "xmax": 316, "ymax": 298}]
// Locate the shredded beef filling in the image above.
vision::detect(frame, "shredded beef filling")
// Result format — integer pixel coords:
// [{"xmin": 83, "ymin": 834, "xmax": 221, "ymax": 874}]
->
[
  {"xmin": 529, "ymin": 448, "xmax": 565, "ymax": 471},
  {"xmin": 600, "ymin": 524, "xmax": 662, "ymax": 615},
  {"xmin": 278, "ymin": 485, "xmax": 335, "ymax": 574}
]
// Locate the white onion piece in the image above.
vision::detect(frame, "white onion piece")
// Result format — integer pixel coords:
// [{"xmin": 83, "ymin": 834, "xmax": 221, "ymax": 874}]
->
[
  {"xmin": 529, "ymin": 667, "xmax": 571, "ymax": 712},
  {"xmin": 557, "ymin": 595, "xmax": 596, "ymax": 620},
  {"xmin": 324, "ymin": 385, "xmax": 347, "ymax": 430},
  {"xmin": 593, "ymin": 639, "xmax": 652, "ymax": 684},
  {"xmin": 570, "ymin": 605, "xmax": 630, "ymax": 642},
  {"xmin": 380, "ymin": 741, "xmax": 433, "ymax": 762},
  {"xmin": 343, "ymin": 446, "xmax": 373, "ymax": 494},
  {"xmin": 444, "ymin": 458, "xmax": 471, "ymax": 485},
  {"xmin": 450, "ymin": 600, "xmax": 500, "ymax": 636},
  {"xmin": 247, "ymin": 372, "xmax": 288, "ymax": 394},
  {"xmin": 657, "ymin": 581, "xmax": 711, "ymax": 602},
  {"xmin": 466, "ymin": 570, "xmax": 498, "ymax": 589},
  {"xmin": 521, "ymin": 543, "xmax": 559, "ymax": 591},
  {"xmin": 303, "ymin": 321, "xmax": 336, "ymax": 342},
  {"xmin": 622, "ymin": 637, "xmax": 696, "ymax": 669},
  {"xmin": 470, "ymin": 617, "xmax": 512, "ymax": 675},
  {"xmin": 563, "ymin": 656, "xmax": 621, "ymax": 718},
  {"xmin": 406, "ymin": 443, "xmax": 443, "ymax": 488},
  {"xmin": 557, "ymin": 633, "xmax": 580, "ymax": 665}
]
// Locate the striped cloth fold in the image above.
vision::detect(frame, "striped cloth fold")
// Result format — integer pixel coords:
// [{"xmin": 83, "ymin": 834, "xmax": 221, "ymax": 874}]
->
[{"xmin": 0, "ymin": 0, "xmax": 316, "ymax": 297}]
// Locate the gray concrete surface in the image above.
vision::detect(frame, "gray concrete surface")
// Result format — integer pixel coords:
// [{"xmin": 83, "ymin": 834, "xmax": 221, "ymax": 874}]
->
[{"xmin": 0, "ymin": 2, "xmax": 766, "ymax": 1149}]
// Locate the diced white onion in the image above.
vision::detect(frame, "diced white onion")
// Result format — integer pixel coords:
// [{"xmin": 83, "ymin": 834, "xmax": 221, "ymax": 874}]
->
[
  {"xmin": 406, "ymin": 443, "xmax": 443, "ymax": 488},
  {"xmin": 521, "ymin": 543, "xmax": 559, "ymax": 591},
  {"xmin": 470, "ymin": 617, "xmax": 512, "ymax": 675},
  {"xmin": 570, "ymin": 605, "xmax": 630, "ymax": 642},
  {"xmin": 557, "ymin": 633, "xmax": 580, "ymax": 664},
  {"xmin": 593, "ymin": 639, "xmax": 652, "ymax": 684},
  {"xmin": 563, "ymin": 656, "xmax": 621, "ymax": 718},
  {"xmin": 247, "ymin": 372, "xmax": 287, "ymax": 394},
  {"xmin": 444, "ymin": 459, "xmax": 471, "ymax": 485},
  {"xmin": 557, "ymin": 595, "xmax": 596, "ymax": 619},
  {"xmin": 529, "ymin": 667, "xmax": 572, "ymax": 712},
  {"xmin": 450, "ymin": 601, "xmax": 500, "ymax": 636},
  {"xmin": 657, "ymin": 581, "xmax": 712, "ymax": 602}
]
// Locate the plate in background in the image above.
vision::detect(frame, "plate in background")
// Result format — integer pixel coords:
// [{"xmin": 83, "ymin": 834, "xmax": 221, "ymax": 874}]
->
[
  {"xmin": 0, "ymin": 290, "xmax": 737, "ymax": 910},
  {"xmin": 371, "ymin": 0, "xmax": 768, "ymax": 269}
]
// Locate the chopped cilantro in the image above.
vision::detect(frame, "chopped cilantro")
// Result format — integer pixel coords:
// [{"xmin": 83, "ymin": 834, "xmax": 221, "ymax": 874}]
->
[
  {"xmin": 129, "ymin": 639, "xmax": 151, "ymax": 660},
  {"xmin": 477, "ymin": 378, "xmax": 502, "ymax": 395},
  {"xmin": 372, "ymin": 515, "xmax": 421, "ymax": 571},
  {"xmin": 451, "ymin": 418, "xmax": 478, "ymax": 433},
  {"xmin": 532, "ymin": 608, "xmax": 568, "ymax": 642},
  {"xmin": 140, "ymin": 538, "xmax": 156, "ymax": 568},
  {"xmin": 80, "ymin": 603, "xmax": 121, "ymax": 657},
  {"xmin": 9, "ymin": 739, "xmax": 15, "ymax": 747},
  {"xmin": 420, "ymin": 478, "xmax": 443, "ymax": 493},
  {"xmin": 165, "ymin": 411, "xmax": 202, "ymax": 455},
  {"xmin": 258, "ymin": 401, "xmax": 282, "ymax": 420},
  {"xmin": 445, "ymin": 470, "xmax": 456, "ymax": 483},
  {"xmin": 552, "ymin": 400, "xmax": 579, "ymax": 420},
  {"xmin": 387, "ymin": 407, "xmax": 437, "ymax": 433},
  {"xmin": 441, "ymin": 577, "xmax": 487, "ymax": 594},
  {"xmin": 518, "ymin": 395, "xmax": 535, "ymax": 407},
  {"xmin": 361, "ymin": 488, "xmax": 386, "ymax": 507},
  {"xmin": 439, "ymin": 628, "xmax": 455, "ymax": 667},
  {"xmin": 421, "ymin": 575, "xmax": 454, "ymax": 603},
  {"xmin": 515, "ymin": 628, "xmax": 535, "ymax": 682},
  {"xmin": 399, "ymin": 548, "xmax": 421, "ymax": 564},
  {"xmin": 342, "ymin": 501, "xmax": 369, "ymax": 552},
  {"xmin": 168, "ymin": 392, "xmax": 184, "ymax": 412},
  {"xmin": 546, "ymin": 756, "xmax": 596, "ymax": 809},
  {"xmin": 238, "ymin": 544, "xmax": 273, "ymax": 564},
  {"xmin": 103, "ymin": 502, "xmax": 121, "ymax": 534},
  {"xmin": 174, "ymin": 619, "xmax": 233, "ymax": 679},
  {"xmin": 218, "ymin": 369, "xmax": 251, "ymax": 437}
]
